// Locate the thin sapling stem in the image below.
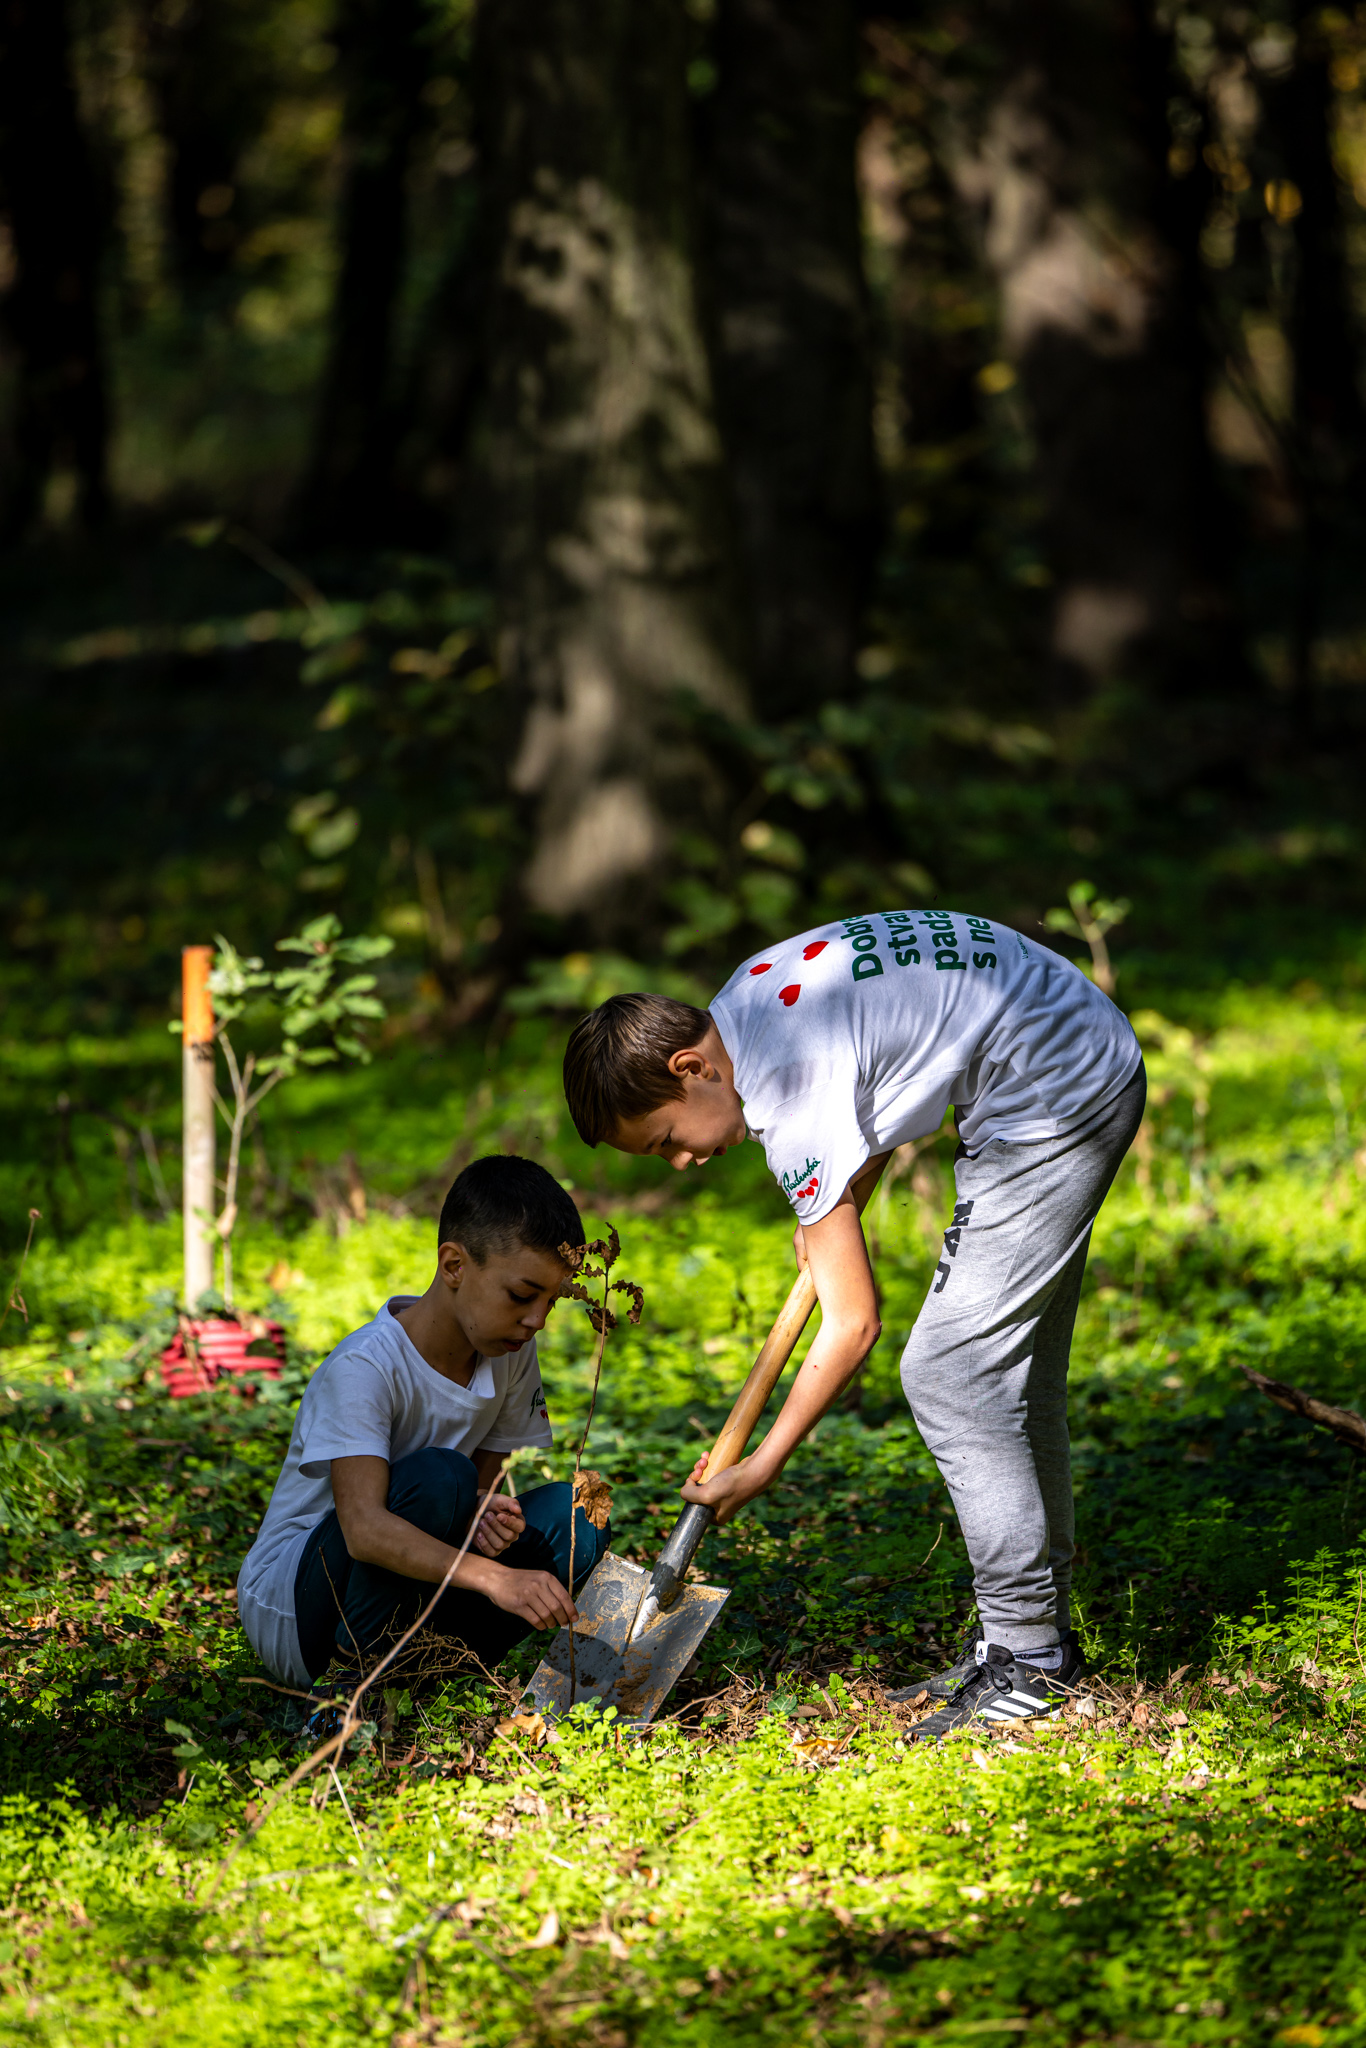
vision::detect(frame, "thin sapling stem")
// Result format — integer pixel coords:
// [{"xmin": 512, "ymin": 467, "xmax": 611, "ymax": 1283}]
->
[
  {"xmin": 557, "ymin": 1230, "xmax": 644, "ymax": 1707},
  {"xmin": 1, "ymin": 1208, "xmax": 41, "ymax": 1332}
]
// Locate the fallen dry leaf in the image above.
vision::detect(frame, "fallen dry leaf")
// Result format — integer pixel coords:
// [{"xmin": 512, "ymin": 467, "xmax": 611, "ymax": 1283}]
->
[
  {"xmin": 527, "ymin": 1909, "xmax": 560, "ymax": 1948},
  {"xmin": 572, "ymin": 1468, "xmax": 613, "ymax": 1530},
  {"xmin": 1168, "ymin": 1709, "xmax": 1189, "ymax": 1726},
  {"xmin": 792, "ymin": 1733, "xmax": 845, "ymax": 1765},
  {"xmin": 495, "ymin": 1711, "xmax": 548, "ymax": 1745},
  {"xmin": 1347, "ymin": 1790, "xmax": 1366, "ymax": 1811},
  {"xmin": 791, "ymin": 1705, "xmax": 823, "ymax": 1721}
]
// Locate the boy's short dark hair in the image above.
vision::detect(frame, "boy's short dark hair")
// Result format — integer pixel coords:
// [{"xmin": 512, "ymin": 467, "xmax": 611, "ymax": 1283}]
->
[
  {"xmin": 437, "ymin": 1155, "xmax": 584, "ymax": 1263},
  {"xmin": 562, "ymin": 992, "xmax": 713, "ymax": 1147}
]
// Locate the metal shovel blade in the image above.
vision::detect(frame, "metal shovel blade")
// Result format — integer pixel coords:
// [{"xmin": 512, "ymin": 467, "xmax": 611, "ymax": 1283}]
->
[{"xmin": 524, "ymin": 1552, "xmax": 728, "ymax": 1728}]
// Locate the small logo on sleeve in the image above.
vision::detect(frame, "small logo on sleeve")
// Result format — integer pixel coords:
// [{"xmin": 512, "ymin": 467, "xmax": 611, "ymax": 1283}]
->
[
  {"xmin": 781, "ymin": 1155, "xmax": 822, "ymax": 1205},
  {"xmin": 529, "ymin": 1386, "xmax": 549, "ymax": 1423}
]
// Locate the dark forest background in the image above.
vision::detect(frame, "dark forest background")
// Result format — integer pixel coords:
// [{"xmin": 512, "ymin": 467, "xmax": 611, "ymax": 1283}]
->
[{"xmin": 5, "ymin": 0, "xmax": 1366, "ymax": 1048}]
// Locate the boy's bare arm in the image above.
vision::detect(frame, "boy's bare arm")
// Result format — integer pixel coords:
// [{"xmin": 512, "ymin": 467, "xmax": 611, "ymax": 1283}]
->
[
  {"xmin": 330, "ymin": 1455, "xmax": 575, "ymax": 1630},
  {"xmin": 792, "ymin": 1150, "xmax": 890, "ymax": 1273},
  {"xmin": 680, "ymin": 1184, "xmax": 882, "ymax": 1524}
]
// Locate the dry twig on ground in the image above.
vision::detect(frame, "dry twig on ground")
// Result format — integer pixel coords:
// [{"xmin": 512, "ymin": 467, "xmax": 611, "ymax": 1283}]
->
[{"xmin": 1240, "ymin": 1362, "xmax": 1366, "ymax": 1453}]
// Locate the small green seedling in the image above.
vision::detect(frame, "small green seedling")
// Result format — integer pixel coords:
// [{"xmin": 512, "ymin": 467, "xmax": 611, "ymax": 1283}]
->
[{"xmin": 1044, "ymin": 879, "xmax": 1130, "ymax": 997}]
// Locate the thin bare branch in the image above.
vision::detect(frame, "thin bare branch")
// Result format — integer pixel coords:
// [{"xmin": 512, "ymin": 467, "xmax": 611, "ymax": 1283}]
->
[{"xmin": 199, "ymin": 1471, "xmax": 512, "ymax": 1904}]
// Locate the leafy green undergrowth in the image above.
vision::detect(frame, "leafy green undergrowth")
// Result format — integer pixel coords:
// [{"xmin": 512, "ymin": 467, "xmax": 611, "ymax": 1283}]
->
[
  {"xmin": 3, "ymin": 986, "xmax": 1366, "ymax": 2041},
  {"xmin": 1, "ymin": 1673, "xmax": 1365, "ymax": 2047}
]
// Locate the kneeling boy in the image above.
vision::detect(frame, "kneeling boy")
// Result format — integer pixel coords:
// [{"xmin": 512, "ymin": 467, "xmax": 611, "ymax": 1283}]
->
[
  {"xmin": 563, "ymin": 909, "xmax": 1143, "ymax": 1738},
  {"xmin": 237, "ymin": 1155, "xmax": 608, "ymax": 1697}
]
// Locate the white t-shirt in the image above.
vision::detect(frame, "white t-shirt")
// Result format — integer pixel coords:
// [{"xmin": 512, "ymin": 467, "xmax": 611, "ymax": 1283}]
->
[
  {"xmin": 711, "ymin": 909, "xmax": 1141, "ymax": 1227},
  {"xmin": 237, "ymin": 1298, "xmax": 554, "ymax": 1686}
]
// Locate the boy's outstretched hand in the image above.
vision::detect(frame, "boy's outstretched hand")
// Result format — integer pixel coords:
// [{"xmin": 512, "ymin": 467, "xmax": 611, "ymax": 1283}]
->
[{"xmin": 681, "ymin": 1452, "xmax": 767, "ymax": 1525}]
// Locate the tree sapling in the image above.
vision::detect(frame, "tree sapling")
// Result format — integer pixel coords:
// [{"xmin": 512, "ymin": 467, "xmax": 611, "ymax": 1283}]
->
[{"xmin": 171, "ymin": 914, "xmax": 393, "ymax": 1307}]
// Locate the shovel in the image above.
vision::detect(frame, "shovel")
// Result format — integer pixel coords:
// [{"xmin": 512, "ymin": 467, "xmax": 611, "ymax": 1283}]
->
[{"xmin": 523, "ymin": 1263, "xmax": 820, "ymax": 1728}]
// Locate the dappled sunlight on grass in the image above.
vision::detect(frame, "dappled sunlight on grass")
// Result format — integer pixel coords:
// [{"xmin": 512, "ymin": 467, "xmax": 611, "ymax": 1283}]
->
[{"xmin": 3, "ymin": 990, "xmax": 1366, "ymax": 2040}]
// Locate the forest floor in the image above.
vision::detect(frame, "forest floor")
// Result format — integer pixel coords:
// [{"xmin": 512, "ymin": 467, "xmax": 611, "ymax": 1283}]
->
[{"xmin": 2, "ymin": 990, "xmax": 1366, "ymax": 2045}]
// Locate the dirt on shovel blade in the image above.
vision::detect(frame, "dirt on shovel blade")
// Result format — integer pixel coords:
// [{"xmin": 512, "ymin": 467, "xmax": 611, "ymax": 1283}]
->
[{"xmin": 524, "ymin": 1553, "xmax": 728, "ymax": 1727}]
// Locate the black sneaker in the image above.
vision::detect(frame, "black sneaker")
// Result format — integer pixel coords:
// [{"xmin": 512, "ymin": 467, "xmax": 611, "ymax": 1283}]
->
[
  {"xmin": 888, "ymin": 1625, "xmax": 1080, "ymax": 1706},
  {"xmin": 297, "ymin": 1670, "xmax": 362, "ymax": 1750},
  {"xmin": 906, "ymin": 1640, "xmax": 1086, "ymax": 1743},
  {"xmin": 886, "ymin": 1622, "xmax": 982, "ymax": 1704}
]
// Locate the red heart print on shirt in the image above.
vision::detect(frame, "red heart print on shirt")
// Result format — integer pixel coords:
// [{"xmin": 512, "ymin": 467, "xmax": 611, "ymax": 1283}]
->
[
  {"xmin": 803, "ymin": 941, "xmax": 827, "ymax": 960},
  {"xmin": 750, "ymin": 962, "xmax": 772, "ymax": 975},
  {"xmin": 779, "ymin": 984, "xmax": 800, "ymax": 1006}
]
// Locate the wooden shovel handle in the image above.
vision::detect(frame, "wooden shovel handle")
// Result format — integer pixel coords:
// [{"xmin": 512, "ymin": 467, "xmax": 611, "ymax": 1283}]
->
[
  {"xmin": 701, "ymin": 1266, "xmax": 819, "ymax": 1479},
  {"xmin": 699, "ymin": 1151, "xmax": 891, "ymax": 1479}
]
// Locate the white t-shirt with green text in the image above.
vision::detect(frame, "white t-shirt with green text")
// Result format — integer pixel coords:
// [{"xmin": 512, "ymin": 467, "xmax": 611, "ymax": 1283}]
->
[{"xmin": 710, "ymin": 909, "xmax": 1141, "ymax": 1226}]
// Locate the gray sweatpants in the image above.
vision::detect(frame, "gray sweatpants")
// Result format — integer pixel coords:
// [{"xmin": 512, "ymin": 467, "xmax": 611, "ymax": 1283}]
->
[{"xmin": 899, "ymin": 1063, "xmax": 1146, "ymax": 1652}]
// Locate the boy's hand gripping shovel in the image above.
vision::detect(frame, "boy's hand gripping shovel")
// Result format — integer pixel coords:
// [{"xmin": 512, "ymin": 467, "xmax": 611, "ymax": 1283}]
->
[{"xmin": 524, "ymin": 1267, "xmax": 819, "ymax": 1728}]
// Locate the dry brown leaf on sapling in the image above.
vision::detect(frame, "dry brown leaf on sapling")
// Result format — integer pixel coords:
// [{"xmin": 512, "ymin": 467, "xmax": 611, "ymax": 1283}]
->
[{"xmin": 572, "ymin": 1468, "xmax": 613, "ymax": 1530}]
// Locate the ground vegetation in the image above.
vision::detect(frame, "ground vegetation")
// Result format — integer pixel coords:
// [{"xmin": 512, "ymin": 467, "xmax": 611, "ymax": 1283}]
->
[{"xmin": 5, "ymin": 2, "xmax": 1366, "ymax": 2036}]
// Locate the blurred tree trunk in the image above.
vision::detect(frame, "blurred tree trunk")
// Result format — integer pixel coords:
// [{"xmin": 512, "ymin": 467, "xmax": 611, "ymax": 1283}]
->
[
  {"xmin": 961, "ymin": 0, "xmax": 1243, "ymax": 702},
  {"xmin": 699, "ymin": 0, "xmax": 878, "ymax": 720},
  {"xmin": 479, "ymin": 0, "xmax": 749, "ymax": 929},
  {"xmin": 141, "ymin": 0, "xmax": 271, "ymax": 292},
  {"xmin": 391, "ymin": 186, "xmax": 489, "ymax": 543},
  {"xmin": 1278, "ymin": 7, "xmax": 1366, "ymax": 489},
  {"xmin": 293, "ymin": 0, "xmax": 429, "ymax": 544},
  {"xmin": 857, "ymin": 20, "xmax": 998, "ymax": 562},
  {"xmin": 1269, "ymin": 5, "xmax": 1366, "ymax": 722},
  {"xmin": 0, "ymin": 0, "xmax": 109, "ymax": 538}
]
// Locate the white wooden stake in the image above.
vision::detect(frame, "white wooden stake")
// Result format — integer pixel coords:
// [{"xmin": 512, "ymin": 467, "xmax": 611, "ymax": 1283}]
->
[{"xmin": 182, "ymin": 945, "xmax": 216, "ymax": 1306}]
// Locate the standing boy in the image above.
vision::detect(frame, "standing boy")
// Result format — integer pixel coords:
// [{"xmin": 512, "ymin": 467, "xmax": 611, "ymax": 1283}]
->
[
  {"xmin": 238, "ymin": 1156, "xmax": 609, "ymax": 1701},
  {"xmin": 562, "ymin": 908, "xmax": 1143, "ymax": 1737}
]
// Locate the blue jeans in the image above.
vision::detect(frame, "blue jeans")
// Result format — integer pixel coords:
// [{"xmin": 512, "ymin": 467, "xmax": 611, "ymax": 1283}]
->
[{"xmin": 292, "ymin": 1447, "xmax": 611, "ymax": 1681}]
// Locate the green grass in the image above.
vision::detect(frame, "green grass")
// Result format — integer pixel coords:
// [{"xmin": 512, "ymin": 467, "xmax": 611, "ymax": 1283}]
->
[{"xmin": 2, "ymin": 990, "xmax": 1366, "ymax": 2044}]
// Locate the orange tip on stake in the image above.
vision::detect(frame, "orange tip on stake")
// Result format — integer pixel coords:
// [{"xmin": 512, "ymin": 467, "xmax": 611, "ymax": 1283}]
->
[{"xmin": 182, "ymin": 945, "xmax": 214, "ymax": 1045}]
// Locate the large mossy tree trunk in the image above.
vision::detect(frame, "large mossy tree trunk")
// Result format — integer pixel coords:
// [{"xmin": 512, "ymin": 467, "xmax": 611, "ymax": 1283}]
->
[
  {"xmin": 0, "ymin": 0, "xmax": 109, "ymax": 538},
  {"xmin": 961, "ymin": 0, "xmax": 1244, "ymax": 704},
  {"xmin": 292, "ymin": 0, "xmax": 429, "ymax": 544},
  {"xmin": 699, "ymin": 0, "xmax": 878, "ymax": 721},
  {"xmin": 480, "ymin": 0, "xmax": 749, "ymax": 930}
]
